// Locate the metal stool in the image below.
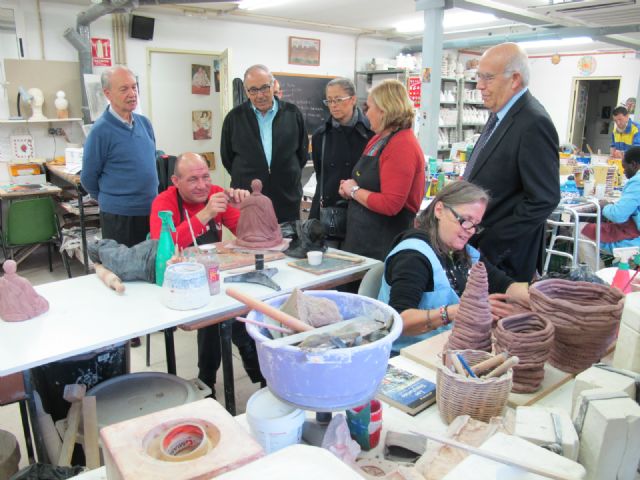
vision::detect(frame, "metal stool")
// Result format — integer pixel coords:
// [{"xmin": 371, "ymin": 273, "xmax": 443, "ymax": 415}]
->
[{"xmin": 544, "ymin": 198, "xmax": 601, "ymax": 274}]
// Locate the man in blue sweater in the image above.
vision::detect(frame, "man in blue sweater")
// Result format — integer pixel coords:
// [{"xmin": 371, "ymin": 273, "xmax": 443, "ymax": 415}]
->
[{"xmin": 81, "ymin": 65, "xmax": 158, "ymax": 247}]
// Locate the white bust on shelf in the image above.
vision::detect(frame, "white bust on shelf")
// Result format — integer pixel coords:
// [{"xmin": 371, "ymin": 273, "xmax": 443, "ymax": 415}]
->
[
  {"xmin": 54, "ymin": 90, "xmax": 69, "ymax": 119},
  {"xmin": 27, "ymin": 87, "xmax": 47, "ymax": 121}
]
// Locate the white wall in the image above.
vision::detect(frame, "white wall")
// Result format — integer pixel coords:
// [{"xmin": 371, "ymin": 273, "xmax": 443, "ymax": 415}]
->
[{"xmin": 529, "ymin": 52, "xmax": 640, "ymax": 143}]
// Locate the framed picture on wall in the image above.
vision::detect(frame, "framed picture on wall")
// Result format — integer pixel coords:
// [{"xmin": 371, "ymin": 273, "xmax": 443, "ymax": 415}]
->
[
  {"xmin": 191, "ymin": 64, "xmax": 211, "ymax": 95},
  {"xmin": 288, "ymin": 36, "xmax": 321, "ymax": 66},
  {"xmin": 192, "ymin": 110, "xmax": 212, "ymax": 140}
]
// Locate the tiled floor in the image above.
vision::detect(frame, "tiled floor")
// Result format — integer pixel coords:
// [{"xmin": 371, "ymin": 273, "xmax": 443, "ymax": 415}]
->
[{"xmin": 0, "ymin": 247, "xmax": 261, "ymax": 470}]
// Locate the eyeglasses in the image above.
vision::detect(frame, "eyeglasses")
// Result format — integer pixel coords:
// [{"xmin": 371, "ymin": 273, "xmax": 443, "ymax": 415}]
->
[
  {"xmin": 444, "ymin": 204, "xmax": 484, "ymax": 234},
  {"xmin": 246, "ymin": 84, "xmax": 272, "ymax": 96},
  {"xmin": 476, "ymin": 70, "xmax": 513, "ymax": 83},
  {"xmin": 322, "ymin": 96, "xmax": 352, "ymax": 106}
]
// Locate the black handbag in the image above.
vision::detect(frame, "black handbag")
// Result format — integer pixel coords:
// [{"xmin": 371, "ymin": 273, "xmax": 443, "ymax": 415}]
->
[{"xmin": 318, "ymin": 133, "xmax": 348, "ymax": 239}]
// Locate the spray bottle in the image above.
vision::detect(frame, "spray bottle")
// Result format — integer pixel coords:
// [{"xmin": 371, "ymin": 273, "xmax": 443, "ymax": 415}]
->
[
  {"xmin": 611, "ymin": 248, "xmax": 635, "ymax": 294},
  {"xmin": 156, "ymin": 210, "xmax": 176, "ymax": 286}
]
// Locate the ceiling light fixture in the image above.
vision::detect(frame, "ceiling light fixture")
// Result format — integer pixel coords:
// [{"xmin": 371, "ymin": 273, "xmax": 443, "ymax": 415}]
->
[
  {"xmin": 394, "ymin": 11, "xmax": 497, "ymax": 33},
  {"xmin": 238, "ymin": 0, "xmax": 291, "ymax": 11},
  {"xmin": 518, "ymin": 36, "xmax": 593, "ymax": 49}
]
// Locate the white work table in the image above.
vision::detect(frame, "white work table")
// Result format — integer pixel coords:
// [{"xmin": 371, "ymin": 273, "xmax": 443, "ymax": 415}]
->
[{"xmin": 0, "ymin": 249, "xmax": 378, "ymax": 463}]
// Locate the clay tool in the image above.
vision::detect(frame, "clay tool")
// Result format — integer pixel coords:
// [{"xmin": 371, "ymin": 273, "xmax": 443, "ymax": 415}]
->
[
  {"xmin": 621, "ymin": 267, "xmax": 640, "ymax": 292},
  {"xmin": 184, "ymin": 208, "xmax": 199, "ymax": 248},
  {"xmin": 471, "ymin": 351, "xmax": 508, "ymax": 376},
  {"xmin": 484, "ymin": 356, "xmax": 519, "ymax": 379},
  {"xmin": 236, "ymin": 316, "xmax": 293, "ymax": 335},
  {"xmin": 410, "ymin": 430, "xmax": 575, "ymax": 480},
  {"xmin": 449, "ymin": 351, "xmax": 467, "ymax": 376},
  {"xmin": 225, "ymin": 287, "xmax": 313, "ymax": 332},
  {"xmin": 456, "ymin": 353, "xmax": 477, "ymax": 378}
]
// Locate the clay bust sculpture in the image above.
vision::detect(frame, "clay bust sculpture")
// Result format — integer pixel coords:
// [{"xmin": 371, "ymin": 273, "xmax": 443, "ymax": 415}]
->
[
  {"xmin": 235, "ymin": 179, "xmax": 283, "ymax": 248},
  {"xmin": 0, "ymin": 260, "xmax": 49, "ymax": 321}
]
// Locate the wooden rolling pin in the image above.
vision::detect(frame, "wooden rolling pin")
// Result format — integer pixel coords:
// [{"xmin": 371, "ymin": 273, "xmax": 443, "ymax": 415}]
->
[
  {"xmin": 95, "ymin": 263, "xmax": 125, "ymax": 294},
  {"xmin": 484, "ymin": 356, "xmax": 519, "ymax": 379},
  {"xmin": 225, "ymin": 287, "xmax": 313, "ymax": 332},
  {"xmin": 471, "ymin": 351, "xmax": 508, "ymax": 376},
  {"xmin": 413, "ymin": 431, "xmax": 576, "ymax": 480}
]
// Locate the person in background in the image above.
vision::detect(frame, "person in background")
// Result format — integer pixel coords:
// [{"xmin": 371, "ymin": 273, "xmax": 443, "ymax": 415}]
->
[
  {"xmin": 610, "ymin": 105, "xmax": 640, "ymax": 159},
  {"xmin": 272, "ymin": 79, "xmax": 282, "ymax": 99},
  {"xmin": 463, "ymin": 42, "xmax": 560, "ymax": 282},
  {"xmin": 378, "ymin": 181, "xmax": 529, "ymax": 354},
  {"xmin": 149, "ymin": 152, "xmax": 263, "ymax": 396},
  {"xmin": 82, "ymin": 65, "xmax": 158, "ymax": 248},
  {"xmin": 338, "ymin": 79, "xmax": 425, "ymax": 261},
  {"xmin": 221, "ymin": 64, "xmax": 307, "ymax": 223},
  {"xmin": 581, "ymin": 147, "xmax": 640, "ymax": 266},
  {"xmin": 310, "ymin": 78, "xmax": 374, "ymax": 247}
]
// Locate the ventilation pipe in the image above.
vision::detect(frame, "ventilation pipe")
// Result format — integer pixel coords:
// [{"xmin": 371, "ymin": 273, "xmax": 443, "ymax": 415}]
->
[{"xmin": 64, "ymin": 0, "xmax": 213, "ymax": 123}]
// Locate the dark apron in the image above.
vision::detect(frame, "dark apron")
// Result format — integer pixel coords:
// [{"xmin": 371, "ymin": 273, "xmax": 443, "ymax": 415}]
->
[
  {"xmin": 177, "ymin": 191, "xmax": 220, "ymax": 246},
  {"xmin": 342, "ymin": 130, "xmax": 415, "ymax": 261}
]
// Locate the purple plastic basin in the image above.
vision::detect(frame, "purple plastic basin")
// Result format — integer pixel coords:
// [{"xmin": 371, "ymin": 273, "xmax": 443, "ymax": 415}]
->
[{"xmin": 245, "ymin": 291, "xmax": 402, "ymax": 412}]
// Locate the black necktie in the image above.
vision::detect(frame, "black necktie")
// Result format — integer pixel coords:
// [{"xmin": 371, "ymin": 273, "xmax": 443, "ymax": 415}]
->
[{"xmin": 463, "ymin": 113, "xmax": 498, "ymax": 179}]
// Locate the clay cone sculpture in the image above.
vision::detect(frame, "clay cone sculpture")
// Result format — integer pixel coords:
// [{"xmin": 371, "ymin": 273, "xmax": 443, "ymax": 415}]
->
[
  {"xmin": 446, "ymin": 262, "xmax": 492, "ymax": 352},
  {"xmin": 235, "ymin": 179, "xmax": 283, "ymax": 249},
  {"xmin": 0, "ymin": 260, "xmax": 49, "ymax": 321}
]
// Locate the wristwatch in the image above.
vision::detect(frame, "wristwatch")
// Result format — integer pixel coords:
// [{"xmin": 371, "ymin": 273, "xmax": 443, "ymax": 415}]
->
[{"xmin": 350, "ymin": 185, "xmax": 361, "ymax": 199}]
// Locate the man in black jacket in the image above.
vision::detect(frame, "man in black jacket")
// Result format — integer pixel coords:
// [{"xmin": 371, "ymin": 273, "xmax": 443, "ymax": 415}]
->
[
  {"xmin": 221, "ymin": 65, "xmax": 308, "ymax": 223},
  {"xmin": 464, "ymin": 43, "xmax": 560, "ymax": 282}
]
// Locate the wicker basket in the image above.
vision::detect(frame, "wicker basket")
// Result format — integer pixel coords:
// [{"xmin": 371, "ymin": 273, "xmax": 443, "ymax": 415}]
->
[{"xmin": 437, "ymin": 349, "xmax": 513, "ymax": 424}]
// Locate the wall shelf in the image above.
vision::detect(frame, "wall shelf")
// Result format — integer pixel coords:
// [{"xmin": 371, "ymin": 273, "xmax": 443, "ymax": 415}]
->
[{"xmin": 0, "ymin": 118, "xmax": 83, "ymax": 125}]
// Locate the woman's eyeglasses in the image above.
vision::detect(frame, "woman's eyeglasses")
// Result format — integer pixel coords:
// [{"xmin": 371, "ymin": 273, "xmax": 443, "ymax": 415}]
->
[
  {"xmin": 322, "ymin": 96, "xmax": 352, "ymax": 106},
  {"xmin": 444, "ymin": 204, "xmax": 484, "ymax": 234}
]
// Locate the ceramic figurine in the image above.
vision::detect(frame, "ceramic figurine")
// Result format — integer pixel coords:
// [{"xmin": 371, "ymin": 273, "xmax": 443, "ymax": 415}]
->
[
  {"xmin": 54, "ymin": 90, "xmax": 69, "ymax": 119},
  {"xmin": 0, "ymin": 260, "xmax": 49, "ymax": 321},
  {"xmin": 27, "ymin": 87, "xmax": 47, "ymax": 121}
]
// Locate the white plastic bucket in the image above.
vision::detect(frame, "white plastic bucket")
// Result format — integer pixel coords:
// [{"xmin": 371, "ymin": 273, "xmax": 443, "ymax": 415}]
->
[{"xmin": 246, "ymin": 388, "xmax": 305, "ymax": 453}]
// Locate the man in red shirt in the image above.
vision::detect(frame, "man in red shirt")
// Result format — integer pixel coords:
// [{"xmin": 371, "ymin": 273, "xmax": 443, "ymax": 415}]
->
[{"xmin": 150, "ymin": 152, "xmax": 264, "ymax": 396}]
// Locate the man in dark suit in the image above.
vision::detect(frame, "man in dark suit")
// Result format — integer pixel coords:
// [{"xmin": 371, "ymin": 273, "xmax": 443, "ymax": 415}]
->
[{"xmin": 464, "ymin": 43, "xmax": 560, "ymax": 282}]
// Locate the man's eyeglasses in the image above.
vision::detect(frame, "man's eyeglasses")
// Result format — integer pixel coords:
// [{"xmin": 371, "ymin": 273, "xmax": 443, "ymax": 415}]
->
[
  {"xmin": 246, "ymin": 84, "xmax": 272, "ymax": 96},
  {"xmin": 322, "ymin": 96, "xmax": 352, "ymax": 106},
  {"xmin": 476, "ymin": 70, "xmax": 513, "ymax": 83},
  {"xmin": 444, "ymin": 204, "xmax": 484, "ymax": 234}
]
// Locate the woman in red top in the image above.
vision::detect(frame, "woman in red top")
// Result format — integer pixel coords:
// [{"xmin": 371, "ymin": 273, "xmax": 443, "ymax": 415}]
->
[{"xmin": 339, "ymin": 79, "xmax": 425, "ymax": 260}]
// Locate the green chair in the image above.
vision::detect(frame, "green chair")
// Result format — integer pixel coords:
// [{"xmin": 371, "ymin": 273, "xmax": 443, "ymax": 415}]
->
[{"xmin": 2, "ymin": 197, "xmax": 71, "ymax": 278}]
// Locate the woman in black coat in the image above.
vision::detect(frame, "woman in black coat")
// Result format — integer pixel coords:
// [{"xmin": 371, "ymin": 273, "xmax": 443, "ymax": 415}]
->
[{"xmin": 310, "ymin": 77, "xmax": 374, "ymax": 247}]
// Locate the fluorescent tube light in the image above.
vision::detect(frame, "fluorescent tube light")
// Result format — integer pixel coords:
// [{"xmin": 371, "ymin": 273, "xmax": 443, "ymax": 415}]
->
[
  {"xmin": 518, "ymin": 36, "xmax": 593, "ymax": 49},
  {"xmin": 394, "ymin": 11, "xmax": 496, "ymax": 33},
  {"xmin": 239, "ymin": 0, "xmax": 291, "ymax": 10}
]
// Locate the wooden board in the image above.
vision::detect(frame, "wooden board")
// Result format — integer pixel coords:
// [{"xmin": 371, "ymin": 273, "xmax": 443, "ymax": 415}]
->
[
  {"xmin": 196, "ymin": 242, "xmax": 285, "ymax": 271},
  {"xmin": 401, "ymin": 330, "xmax": 574, "ymax": 407},
  {"xmin": 287, "ymin": 253, "xmax": 364, "ymax": 275}
]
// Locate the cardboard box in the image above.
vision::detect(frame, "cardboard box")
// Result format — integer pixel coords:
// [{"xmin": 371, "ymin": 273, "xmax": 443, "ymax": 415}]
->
[{"xmin": 10, "ymin": 174, "xmax": 47, "ymax": 185}]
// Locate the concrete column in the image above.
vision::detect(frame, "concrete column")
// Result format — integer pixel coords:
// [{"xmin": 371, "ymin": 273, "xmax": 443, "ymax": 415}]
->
[{"xmin": 416, "ymin": 0, "xmax": 445, "ymax": 159}]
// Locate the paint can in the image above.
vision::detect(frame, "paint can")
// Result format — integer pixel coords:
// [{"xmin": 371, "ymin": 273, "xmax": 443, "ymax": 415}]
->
[
  {"xmin": 162, "ymin": 262, "xmax": 209, "ymax": 310},
  {"xmin": 246, "ymin": 388, "xmax": 305, "ymax": 454}
]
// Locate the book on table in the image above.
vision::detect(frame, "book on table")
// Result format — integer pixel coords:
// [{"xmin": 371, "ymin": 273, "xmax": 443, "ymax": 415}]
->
[{"xmin": 376, "ymin": 364, "xmax": 436, "ymax": 416}]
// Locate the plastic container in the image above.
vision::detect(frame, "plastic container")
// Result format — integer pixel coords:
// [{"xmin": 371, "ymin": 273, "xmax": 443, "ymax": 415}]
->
[
  {"xmin": 306, "ymin": 251, "xmax": 323, "ymax": 266},
  {"xmin": 156, "ymin": 210, "xmax": 176, "ymax": 286},
  {"xmin": 162, "ymin": 262, "xmax": 209, "ymax": 310},
  {"xmin": 195, "ymin": 245, "xmax": 220, "ymax": 295},
  {"xmin": 246, "ymin": 388, "xmax": 305, "ymax": 453},
  {"xmin": 245, "ymin": 291, "xmax": 402, "ymax": 411}
]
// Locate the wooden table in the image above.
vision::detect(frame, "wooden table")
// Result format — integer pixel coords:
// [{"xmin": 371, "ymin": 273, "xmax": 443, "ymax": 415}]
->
[
  {"xmin": 0, "ymin": 250, "xmax": 378, "ymax": 461},
  {"xmin": 0, "ymin": 183, "xmax": 62, "ymax": 263}
]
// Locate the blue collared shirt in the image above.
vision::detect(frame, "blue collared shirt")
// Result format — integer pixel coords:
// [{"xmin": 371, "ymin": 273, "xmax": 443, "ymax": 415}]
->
[
  {"xmin": 495, "ymin": 87, "xmax": 528, "ymax": 127},
  {"xmin": 251, "ymin": 98, "xmax": 279, "ymax": 167},
  {"xmin": 107, "ymin": 105, "xmax": 134, "ymax": 129}
]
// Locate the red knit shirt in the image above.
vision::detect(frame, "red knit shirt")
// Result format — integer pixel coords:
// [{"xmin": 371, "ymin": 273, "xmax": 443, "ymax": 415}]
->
[
  {"xmin": 364, "ymin": 128, "xmax": 425, "ymax": 215},
  {"xmin": 149, "ymin": 185, "xmax": 240, "ymax": 249}
]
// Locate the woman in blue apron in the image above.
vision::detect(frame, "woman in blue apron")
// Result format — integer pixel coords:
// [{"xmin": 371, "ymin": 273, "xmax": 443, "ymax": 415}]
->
[
  {"xmin": 378, "ymin": 181, "xmax": 530, "ymax": 354},
  {"xmin": 339, "ymin": 79, "xmax": 426, "ymax": 261}
]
